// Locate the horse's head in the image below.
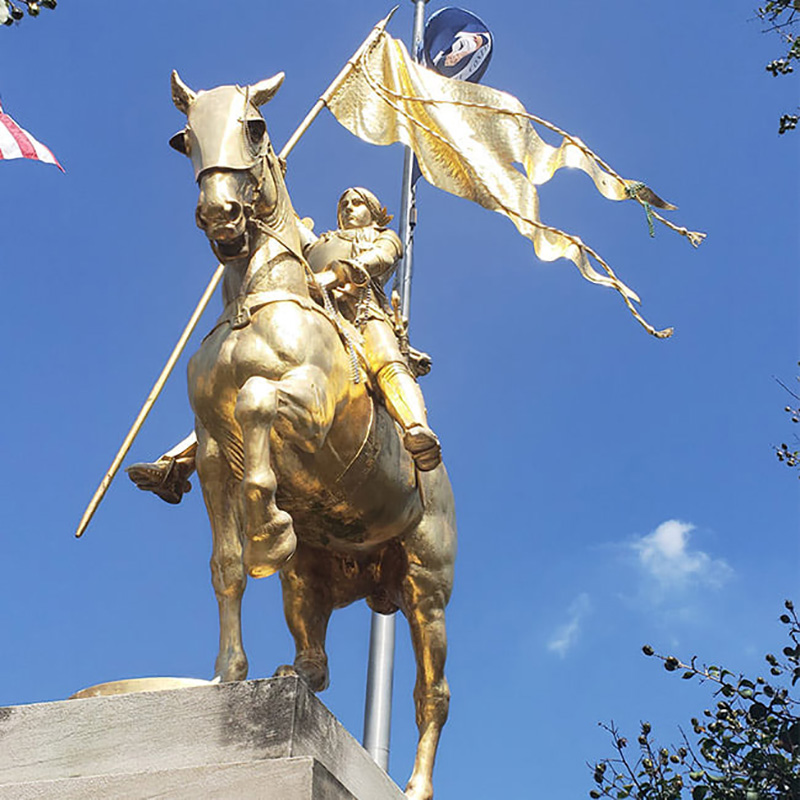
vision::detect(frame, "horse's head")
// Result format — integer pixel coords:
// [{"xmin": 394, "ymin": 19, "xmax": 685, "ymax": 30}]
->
[{"xmin": 169, "ymin": 70, "xmax": 284, "ymax": 260}]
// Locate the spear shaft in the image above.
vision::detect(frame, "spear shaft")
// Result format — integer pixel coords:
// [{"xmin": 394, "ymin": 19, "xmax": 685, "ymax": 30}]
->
[{"xmin": 74, "ymin": 263, "xmax": 225, "ymax": 538}]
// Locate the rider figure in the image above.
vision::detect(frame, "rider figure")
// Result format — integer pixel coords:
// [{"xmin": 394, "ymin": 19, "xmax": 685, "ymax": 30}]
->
[
  {"xmin": 306, "ymin": 187, "xmax": 440, "ymax": 472},
  {"xmin": 128, "ymin": 188, "xmax": 440, "ymax": 504}
]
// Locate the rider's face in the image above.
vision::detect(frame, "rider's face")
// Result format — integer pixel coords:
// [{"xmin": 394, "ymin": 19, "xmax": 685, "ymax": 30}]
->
[{"xmin": 339, "ymin": 191, "xmax": 373, "ymax": 230}]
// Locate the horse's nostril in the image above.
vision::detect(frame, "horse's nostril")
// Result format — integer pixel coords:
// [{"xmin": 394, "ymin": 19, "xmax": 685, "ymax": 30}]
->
[{"xmin": 196, "ymin": 200, "xmax": 242, "ymax": 228}]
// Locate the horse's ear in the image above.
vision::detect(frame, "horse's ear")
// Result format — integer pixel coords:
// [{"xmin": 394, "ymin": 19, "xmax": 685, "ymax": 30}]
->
[
  {"xmin": 249, "ymin": 73, "xmax": 285, "ymax": 107},
  {"xmin": 171, "ymin": 70, "xmax": 196, "ymax": 114}
]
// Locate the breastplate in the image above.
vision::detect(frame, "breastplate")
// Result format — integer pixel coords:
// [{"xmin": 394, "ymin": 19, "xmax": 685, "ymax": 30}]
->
[{"xmin": 306, "ymin": 234, "xmax": 355, "ymax": 274}]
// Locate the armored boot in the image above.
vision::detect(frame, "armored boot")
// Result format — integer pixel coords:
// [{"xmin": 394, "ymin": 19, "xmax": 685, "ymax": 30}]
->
[
  {"xmin": 376, "ymin": 361, "xmax": 441, "ymax": 471},
  {"xmin": 126, "ymin": 434, "xmax": 198, "ymax": 504}
]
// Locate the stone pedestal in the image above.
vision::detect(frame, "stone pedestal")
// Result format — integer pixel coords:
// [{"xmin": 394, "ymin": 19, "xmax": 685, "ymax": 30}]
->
[{"xmin": 0, "ymin": 676, "xmax": 405, "ymax": 799}]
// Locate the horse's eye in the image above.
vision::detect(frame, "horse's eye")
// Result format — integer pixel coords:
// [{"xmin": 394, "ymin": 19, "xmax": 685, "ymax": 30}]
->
[
  {"xmin": 169, "ymin": 129, "xmax": 189, "ymax": 155},
  {"xmin": 246, "ymin": 119, "xmax": 266, "ymax": 147}
]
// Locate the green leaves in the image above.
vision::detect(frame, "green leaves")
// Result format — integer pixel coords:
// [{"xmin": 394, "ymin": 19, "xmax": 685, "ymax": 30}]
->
[
  {"xmin": 756, "ymin": 6, "xmax": 800, "ymax": 131},
  {"xmin": 591, "ymin": 601, "xmax": 800, "ymax": 799},
  {"xmin": 1, "ymin": 0, "xmax": 56, "ymax": 27}
]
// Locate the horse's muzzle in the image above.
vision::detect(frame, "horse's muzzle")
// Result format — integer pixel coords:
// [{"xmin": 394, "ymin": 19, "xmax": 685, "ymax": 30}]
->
[{"xmin": 196, "ymin": 170, "xmax": 252, "ymax": 254}]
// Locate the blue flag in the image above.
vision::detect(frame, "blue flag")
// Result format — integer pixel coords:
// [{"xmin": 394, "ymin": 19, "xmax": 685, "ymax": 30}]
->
[
  {"xmin": 420, "ymin": 7, "xmax": 493, "ymax": 84},
  {"xmin": 412, "ymin": 8, "xmax": 494, "ymax": 186}
]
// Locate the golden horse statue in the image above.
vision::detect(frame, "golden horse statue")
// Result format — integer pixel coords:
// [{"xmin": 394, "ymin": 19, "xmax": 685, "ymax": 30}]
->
[{"xmin": 167, "ymin": 70, "xmax": 456, "ymax": 800}]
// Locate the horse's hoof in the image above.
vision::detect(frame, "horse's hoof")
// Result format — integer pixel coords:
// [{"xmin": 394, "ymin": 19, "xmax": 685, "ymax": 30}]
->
[
  {"xmin": 244, "ymin": 512, "xmax": 297, "ymax": 578},
  {"xmin": 294, "ymin": 655, "xmax": 329, "ymax": 692},
  {"xmin": 214, "ymin": 652, "xmax": 248, "ymax": 682},
  {"xmin": 273, "ymin": 660, "xmax": 328, "ymax": 692},
  {"xmin": 404, "ymin": 777, "xmax": 434, "ymax": 800},
  {"xmin": 273, "ymin": 664, "xmax": 298, "ymax": 679}
]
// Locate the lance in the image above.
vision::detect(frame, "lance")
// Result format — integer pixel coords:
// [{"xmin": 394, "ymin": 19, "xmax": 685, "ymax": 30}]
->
[
  {"xmin": 74, "ymin": 9, "xmax": 401, "ymax": 540},
  {"xmin": 74, "ymin": 263, "xmax": 225, "ymax": 539},
  {"xmin": 363, "ymin": 0, "xmax": 429, "ymax": 774}
]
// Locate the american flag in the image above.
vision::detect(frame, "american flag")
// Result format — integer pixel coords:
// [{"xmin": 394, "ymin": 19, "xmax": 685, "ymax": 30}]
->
[{"xmin": 0, "ymin": 101, "xmax": 63, "ymax": 171}]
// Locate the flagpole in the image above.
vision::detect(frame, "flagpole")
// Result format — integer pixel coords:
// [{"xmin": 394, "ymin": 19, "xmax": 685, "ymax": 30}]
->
[
  {"xmin": 362, "ymin": 0, "xmax": 428, "ymax": 774},
  {"xmin": 395, "ymin": 0, "xmax": 428, "ymax": 313}
]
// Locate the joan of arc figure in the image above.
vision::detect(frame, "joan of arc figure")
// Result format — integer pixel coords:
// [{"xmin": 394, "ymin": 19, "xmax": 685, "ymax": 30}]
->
[{"xmin": 128, "ymin": 187, "xmax": 440, "ymax": 504}]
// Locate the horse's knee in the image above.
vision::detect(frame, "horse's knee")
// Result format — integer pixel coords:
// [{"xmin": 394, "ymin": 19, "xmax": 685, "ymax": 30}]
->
[
  {"xmin": 241, "ymin": 474, "xmax": 277, "ymax": 506},
  {"xmin": 235, "ymin": 376, "xmax": 278, "ymax": 429},
  {"xmin": 210, "ymin": 552, "xmax": 245, "ymax": 597},
  {"xmin": 414, "ymin": 677, "xmax": 450, "ymax": 726}
]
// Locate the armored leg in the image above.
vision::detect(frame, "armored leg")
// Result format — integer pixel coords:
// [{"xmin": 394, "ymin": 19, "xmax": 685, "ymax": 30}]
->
[
  {"xmin": 126, "ymin": 431, "xmax": 198, "ymax": 504},
  {"xmin": 364, "ymin": 320, "xmax": 441, "ymax": 471}
]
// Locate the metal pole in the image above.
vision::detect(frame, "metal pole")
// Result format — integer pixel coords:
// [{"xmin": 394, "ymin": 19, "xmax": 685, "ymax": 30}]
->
[
  {"xmin": 395, "ymin": 0, "xmax": 428, "ymax": 313},
  {"xmin": 362, "ymin": 610, "xmax": 397, "ymax": 770},
  {"xmin": 363, "ymin": 0, "xmax": 428, "ymax": 772}
]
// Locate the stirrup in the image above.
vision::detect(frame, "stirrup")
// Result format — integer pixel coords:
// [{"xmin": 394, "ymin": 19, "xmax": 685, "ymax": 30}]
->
[
  {"xmin": 126, "ymin": 456, "xmax": 193, "ymax": 505},
  {"xmin": 403, "ymin": 425, "xmax": 442, "ymax": 472}
]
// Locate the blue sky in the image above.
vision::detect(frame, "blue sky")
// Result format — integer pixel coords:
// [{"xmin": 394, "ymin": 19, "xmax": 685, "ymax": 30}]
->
[{"xmin": 0, "ymin": 2, "xmax": 797, "ymax": 797}]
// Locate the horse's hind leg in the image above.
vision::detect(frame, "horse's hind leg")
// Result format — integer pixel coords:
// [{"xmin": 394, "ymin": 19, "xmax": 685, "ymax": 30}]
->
[
  {"xmin": 402, "ymin": 585, "xmax": 450, "ymax": 800},
  {"xmin": 234, "ymin": 375, "xmax": 297, "ymax": 579},
  {"xmin": 196, "ymin": 423, "xmax": 248, "ymax": 681},
  {"xmin": 400, "ymin": 474, "xmax": 456, "ymax": 800}
]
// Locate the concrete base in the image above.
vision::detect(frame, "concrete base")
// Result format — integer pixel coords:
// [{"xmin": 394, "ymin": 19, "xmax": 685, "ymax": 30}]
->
[{"xmin": 0, "ymin": 676, "xmax": 405, "ymax": 799}]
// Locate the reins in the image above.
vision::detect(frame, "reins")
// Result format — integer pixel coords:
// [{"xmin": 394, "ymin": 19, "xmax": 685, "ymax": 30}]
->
[{"xmin": 201, "ymin": 90, "xmax": 364, "ymax": 384}]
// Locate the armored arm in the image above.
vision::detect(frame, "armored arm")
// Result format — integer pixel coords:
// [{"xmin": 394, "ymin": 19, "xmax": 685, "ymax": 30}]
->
[
  {"xmin": 349, "ymin": 229, "xmax": 402, "ymax": 287},
  {"xmin": 327, "ymin": 229, "xmax": 402, "ymax": 290},
  {"xmin": 308, "ymin": 228, "xmax": 402, "ymax": 292}
]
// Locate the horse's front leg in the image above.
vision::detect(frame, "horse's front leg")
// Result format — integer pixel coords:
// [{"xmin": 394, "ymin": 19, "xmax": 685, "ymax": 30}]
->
[
  {"xmin": 235, "ymin": 375, "xmax": 297, "ymax": 579},
  {"xmin": 235, "ymin": 364, "xmax": 336, "ymax": 579},
  {"xmin": 195, "ymin": 423, "xmax": 248, "ymax": 681},
  {"xmin": 275, "ymin": 543, "xmax": 334, "ymax": 692}
]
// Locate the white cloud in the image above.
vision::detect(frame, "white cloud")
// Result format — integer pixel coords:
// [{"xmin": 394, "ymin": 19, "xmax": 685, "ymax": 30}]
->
[
  {"xmin": 547, "ymin": 593, "xmax": 591, "ymax": 657},
  {"xmin": 632, "ymin": 520, "xmax": 733, "ymax": 590}
]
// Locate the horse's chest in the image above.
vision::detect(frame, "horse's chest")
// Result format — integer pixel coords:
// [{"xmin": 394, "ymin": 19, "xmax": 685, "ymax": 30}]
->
[{"xmin": 188, "ymin": 328, "xmax": 278, "ymax": 418}]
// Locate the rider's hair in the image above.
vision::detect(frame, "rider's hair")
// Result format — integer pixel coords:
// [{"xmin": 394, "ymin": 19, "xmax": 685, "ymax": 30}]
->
[{"xmin": 338, "ymin": 187, "xmax": 394, "ymax": 229}]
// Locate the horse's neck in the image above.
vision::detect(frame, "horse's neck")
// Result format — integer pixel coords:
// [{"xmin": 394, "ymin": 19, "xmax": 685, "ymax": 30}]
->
[
  {"xmin": 222, "ymin": 238, "xmax": 309, "ymax": 304},
  {"xmin": 222, "ymin": 157, "xmax": 310, "ymax": 304}
]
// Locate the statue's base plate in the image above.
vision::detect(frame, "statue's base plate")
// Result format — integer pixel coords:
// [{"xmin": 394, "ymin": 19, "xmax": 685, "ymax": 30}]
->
[
  {"xmin": 0, "ymin": 676, "xmax": 405, "ymax": 799},
  {"xmin": 70, "ymin": 676, "xmax": 214, "ymax": 699}
]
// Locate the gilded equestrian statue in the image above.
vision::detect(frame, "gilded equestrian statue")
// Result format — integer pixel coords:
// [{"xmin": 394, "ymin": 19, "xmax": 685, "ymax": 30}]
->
[{"xmin": 167, "ymin": 70, "xmax": 456, "ymax": 800}]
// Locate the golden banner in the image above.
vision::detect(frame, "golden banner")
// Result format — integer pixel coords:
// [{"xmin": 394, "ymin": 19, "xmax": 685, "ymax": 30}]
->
[{"xmin": 328, "ymin": 33, "xmax": 705, "ymax": 337}]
